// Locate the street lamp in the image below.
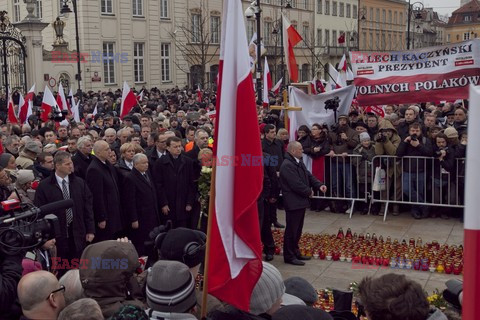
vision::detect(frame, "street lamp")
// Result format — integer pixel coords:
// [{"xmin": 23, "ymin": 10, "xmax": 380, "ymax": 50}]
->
[
  {"xmin": 407, "ymin": 0, "xmax": 424, "ymax": 50},
  {"xmin": 60, "ymin": 0, "xmax": 82, "ymax": 101},
  {"xmin": 357, "ymin": 6, "xmax": 367, "ymax": 50},
  {"xmin": 245, "ymin": 1, "xmax": 263, "ymax": 105}
]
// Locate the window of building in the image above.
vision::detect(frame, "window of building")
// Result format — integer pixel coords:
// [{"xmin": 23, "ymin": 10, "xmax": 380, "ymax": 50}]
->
[
  {"xmin": 13, "ymin": 0, "xmax": 20, "ymax": 22},
  {"xmin": 382, "ymin": 9, "xmax": 386, "ymax": 23},
  {"xmin": 317, "ymin": 28, "xmax": 322, "ymax": 46},
  {"xmin": 464, "ymin": 15, "xmax": 472, "ymax": 22},
  {"xmin": 388, "ymin": 34, "xmax": 391, "ymax": 49},
  {"xmin": 301, "ymin": 64, "xmax": 310, "ymax": 82},
  {"xmin": 160, "ymin": 0, "xmax": 169, "ymax": 19},
  {"xmin": 393, "ymin": 34, "xmax": 397, "ymax": 49},
  {"xmin": 352, "ymin": 4, "xmax": 357, "ymax": 19},
  {"xmin": 394, "ymin": 11, "xmax": 398, "ymax": 24},
  {"xmin": 447, "ymin": 34, "xmax": 450, "ymax": 43},
  {"xmin": 346, "ymin": 4, "xmax": 351, "ymax": 18},
  {"xmin": 317, "ymin": 0, "xmax": 322, "ymax": 14},
  {"xmin": 369, "ymin": 32, "xmax": 373, "ymax": 48},
  {"xmin": 376, "ymin": 8, "xmax": 380, "ymax": 22},
  {"xmin": 375, "ymin": 33, "xmax": 379, "ymax": 47},
  {"xmin": 339, "ymin": 3, "xmax": 344, "ymax": 17},
  {"xmin": 399, "ymin": 12, "xmax": 403, "ymax": 25},
  {"xmin": 332, "ymin": 1, "xmax": 337, "ymax": 16},
  {"xmin": 325, "ymin": 29, "xmax": 330, "ymax": 47},
  {"xmin": 103, "ymin": 42, "xmax": 115, "ymax": 84},
  {"xmin": 263, "ymin": 21, "xmax": 272, "ymax": 45},
  {"xmin": 36, "ymin": 0, "xmax": 42, "ymax": 18},
  {"xmin": 325, "ymin": 0, "xmax": 330, "ymax": 15},
  {"xmin": 246, "ymin": 20, "xmax": 254, "ymax": 41},
  {"xmin": 388, "ymin": 10, "xmax": 392, "ymax": 24},
  {"xmin": 464, "ymin": 32, "xmax": 470, "ymax": 40},
  {"xmin": 133, "ymin": 43, "xmax": 145, "ymax": 83},
  {"xmin": 211, "ymin": 16, "xmax": 220, "ymax": 44},
  {"xmin": 101, "ymin": 0, "xmax": 113, "ymax": 14},
  {"xmin": 362, "ymin": 32, "xmax": 367, "ymax": 49},
  {"xmin": 304, "ymin": 0, "xmax": 309, "ymax": 10},
  {"xmin": 346, "ymin": 31, "xmax": 351, "ymax": 46},
  {"xmin": 191, "ymin": 14, "xmax": 201, "ymax": 43},
  {"xmin": 369, "ymin": 8, "xmax": 373, "ymax": 27},
  {"xmin": 332, "ymin": 30, "xmax": 337, "ymax": 46},
  {"xmin": 302, "ymin": 25, "xmax": 309, "ymax": 46},
  {"xmin": 161, "ymin": 43, "xmax": 171, "ymax": 82},
  {"xmin": 133, "ymin": 0, "xmax": 143, "ymax": 17},
  {"xmin": 291, "ymin": 0, "xmax": 297, "ymax": 7}
]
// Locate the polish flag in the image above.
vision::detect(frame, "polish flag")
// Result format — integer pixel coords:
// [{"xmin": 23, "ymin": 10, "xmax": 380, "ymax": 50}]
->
[
  {"xmin": 328, "ymin": 63, "xmax": 341, "ymax": 90},
  {"xmin": 41, "ymin": 86, "xmax": 59, "ymax": 122},
  {"xmin": 120, "ymin": 81, "xmax": 137, "ymax": 119},
  {"xmin": 208, "ymin": 0, "xmax": 263, "ymax": 312},
  {"xmin": 338, "ymin": 32, "xmax": 346, "ymax": 44},
  {"xmin": 19, "ymin": 84, "xmax": 35, "ymax": 124},
  {"xmin": 56, "ymin": 83, "xmax": 70, "ymax": 112},
  {"xmin": 68, "ymin": 89, "xmax": 80, "ymax": 122},
  {"xmin": 272, "ymin": 78, "xmax": 283, "ymax": 94},
  {"xmin": 197, "ymin": 84, "xmax": 203, "ymax": 102},
  {"xmin": 346, "ymin": 67, "xmax": 355, "ymax": 81},
  {"xmin": 282, "ymin": 13, "xmax": 302, "ymax": 83},
  {"xmin": 316, "ymin": 78, "xmax": 326, "ymax": 93},
  {"xmin": 338, "ymin": 54, "xmax": 348, "ymax": 72},
  {"xmin": 7, "ymin": 95, "xmax": 19, "ymax": 124},
  {"xmin": 262, "ymin": 57, "xmax": 272, "ymax": 107},
  {"xmin": 464, "ymin": 85, "xmax": 480, "ymax": 320},
  {"xmin": 137, "ymin": 90, "xmax": 144, "ymax": 102}
]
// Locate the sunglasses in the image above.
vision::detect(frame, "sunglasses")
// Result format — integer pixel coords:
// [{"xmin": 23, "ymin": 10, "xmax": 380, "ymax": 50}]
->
[{"xmin": 45, "ymin": 285, "xmax": 65, "ymax": 300}]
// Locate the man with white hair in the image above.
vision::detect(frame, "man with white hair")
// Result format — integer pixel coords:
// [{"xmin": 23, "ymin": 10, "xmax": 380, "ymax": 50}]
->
[
  {"xmin": 123, "ymin": 153, "xmax": 159, "ymax": 255},
  {"xmin": 59, "ymin": 270, "xmax": 83, "ymax": 306},
  {"xmin": 58, "ymin": 298, "xmax": 103, "ymax": 320},
  {"xmin": 72, "ymin": 136, "xmax": 93, "ymax": 180}
]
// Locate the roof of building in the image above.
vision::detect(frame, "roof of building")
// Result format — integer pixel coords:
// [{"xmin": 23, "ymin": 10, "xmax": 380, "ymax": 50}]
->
[{"xmin": 448, "ymin": 0, "xmax": 480, "ymax": 25}]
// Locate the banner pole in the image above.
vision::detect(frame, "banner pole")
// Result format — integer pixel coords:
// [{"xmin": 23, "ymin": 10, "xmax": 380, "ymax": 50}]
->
[{"xmin": 200, "ymin": 163, "xmax": 217, "ymax": 319}]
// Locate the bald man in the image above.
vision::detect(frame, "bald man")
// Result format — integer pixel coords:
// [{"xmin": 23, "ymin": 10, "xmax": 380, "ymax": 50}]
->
[
  {"xmin": 18, "ymin": 270, "xmax": 66, "ymax": 319},
  {"xmin": 86, "ymin": 141, "xmax": 123, "ymax": 241}
]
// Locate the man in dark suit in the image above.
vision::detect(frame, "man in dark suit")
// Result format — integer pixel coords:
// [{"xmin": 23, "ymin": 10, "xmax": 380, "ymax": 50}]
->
[
  {"xmin": 86, "ymin": 140, "xmax": 123, "ymax": 241},
  {"xmin": 147, "ymin": 131, "xmax": 175, "ymax": 176},
  {"xmin": 34, "ymin": 151, "xmax": 95, "ymax": 265},
  {"xmin": 72, "ymin": 136, "xmax": 93, "ymax": 180},
  {"xmin": 123, "ymin": 153, "xmax": 160, "ymax": 255},
  {"xmin": 280, "ymin": 141, "xmax": 327, "ymax": 266},
  {"xmin": 154, "ymin": 136, "xmax": 195, "ymax": 228}
]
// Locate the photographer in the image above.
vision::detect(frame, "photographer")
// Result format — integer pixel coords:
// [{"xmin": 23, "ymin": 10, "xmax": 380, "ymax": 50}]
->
[
  {"xmin": 374, "ymin": 120, "xmax": 402, "ymax": 214},
  {"xmin": 432, "ymin": 133, "xmax": 455, "ymax": 218},
  {"xmin": 327, "ymin": 115, "xmax": 359, "ymax": 206},
  {"xmin": 396, "ymin": 122, "xmax": 433, "ymax": 219}
]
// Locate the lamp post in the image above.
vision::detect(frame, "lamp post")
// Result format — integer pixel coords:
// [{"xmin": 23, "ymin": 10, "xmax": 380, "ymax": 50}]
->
[
  {"xmin": 357, "ymin": 6, "xmax": 367, "ymax": 50},
  {"xmin": 407, "ymin": 0, "xmax": 424, "ymax": 50},
  {"xmin": 245, "ymin": 1, "xmax": 262, "ymax": 105},
  {"xmin": 60, "ymin": 0, "xmax": 81, "ymax": 100}
]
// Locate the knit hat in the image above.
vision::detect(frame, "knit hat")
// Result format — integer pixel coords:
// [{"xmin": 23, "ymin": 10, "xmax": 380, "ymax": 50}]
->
[
  {"xmin": 284, "ymin": 277, "xmax": 318, "ymax": 306},
  {"xmin": 158, "ymin": 227, "xmax": 206, "ymax": 268},
  {"xmin": 146, "ymin": 260, "xmax": 196, "ymax": 313},
  {"xmin": 0, "ymin": 153, "xmax": 13, "ymax": 168},
  {"xmin": 354, "ymin": 122, "xmax": 368, "ymax": 130},
  {"xmin": 250, "ymin": 262, "xmax": 285, "ymax": 315},
  {"xmin": 24, "ymin": 141, "xmax": 41, "ymax": 154},
  {"xmin": 359, "ymin": 132, "xmax": 371, "ymax": 142},
  {"xmin": 16, "ymin": 170, "xmax": 35, "ymax": 186},
  {"xmin": 272, "ymin": 305, "xmax": 333, "ymax": 320},
  {"xmin": 443, "ymin": 127, "xmax": 458, "ymax": 138}
]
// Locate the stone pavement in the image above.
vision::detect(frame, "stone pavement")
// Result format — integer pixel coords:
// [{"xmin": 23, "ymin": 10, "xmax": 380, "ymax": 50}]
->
[{"xmin": 272, "ymin": 209, "xmax": 464, "ymax": 294}]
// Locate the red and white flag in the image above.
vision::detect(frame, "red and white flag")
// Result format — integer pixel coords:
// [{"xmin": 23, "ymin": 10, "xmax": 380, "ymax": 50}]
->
[
  {"xmin": 338, "ymin": 32, "xmax": 346, "ymax": 44},
  {"xmin": 120, "ymin": 81, "xmax": 137, "ymax": 119},
  {"xmin": 56, "ymin": 83, "xmax": 70, "ymax": 112},
  {"xmin": 7, "ymin": 95, "xmax": 18, "ymax": 124},
  {"xmin": 346, "ymin": 67, "xmax": 355, "ymax": 81},
  {"xmin": 41, "ymin": 86, "xmax": 59, "ymax": 122},
  {"xmin": 338, "ymin": 54, "xmax": 348, "ymax": 72},
  {"xmin": 262, "ymin": 57, "xmax": 272, "ymax": 107},
  {"xmin": 272, "ymin": 78, "xmax": 283, "ymax": 94},
  {"xmin": 19, "ymin": 84, "xmax": 35, "ymax": 124},
  {"xmin": 137, "ymin": 90, "xmax": 144, "ymax": 102},
  {"xmin": 282, "ymin": 13, "xmax": 302, "ymax": 83},
  {"xmin": 464, "ymin": 85, "xmax": 480, "ymax": 320},
  {"xmin": 310, "ymin": 77, "xmax": 317, "ymax": 94},
  {"xmin": 328, "ymin": 63, "xmax": 341, "ymax": 90},
  {"xmin": 208, "ymin": 0, "xmax": 263, "ymax": 312},
  {"xmin": 197, "ymin": 84, "xmax": 203, "ymax": 102},
  {"xmin": 69, "ymin": 89, "xmax": 81, "ymax": 123}
]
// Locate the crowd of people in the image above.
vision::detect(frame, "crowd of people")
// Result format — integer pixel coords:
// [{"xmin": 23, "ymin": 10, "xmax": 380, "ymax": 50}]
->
[{"xmin": 0, "ymin": 85, "xmax": 461, "ymax": 320}]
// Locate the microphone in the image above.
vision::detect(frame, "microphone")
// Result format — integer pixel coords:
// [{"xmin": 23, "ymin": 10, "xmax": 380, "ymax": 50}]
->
[{"xmin": 0, "ymin": 199, "xmax": 74, "ymax": 224}]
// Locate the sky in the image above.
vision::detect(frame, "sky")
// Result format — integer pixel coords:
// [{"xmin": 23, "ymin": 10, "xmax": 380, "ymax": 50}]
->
[{"xmin": 419, "ymin": 0, "xmax": 461, "ymax": 17}]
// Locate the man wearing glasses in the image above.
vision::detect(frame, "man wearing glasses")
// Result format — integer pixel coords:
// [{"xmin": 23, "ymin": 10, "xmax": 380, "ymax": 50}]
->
[{"xmin": 17, "ymin": 270, "xmax": 66, "ymax": 319}]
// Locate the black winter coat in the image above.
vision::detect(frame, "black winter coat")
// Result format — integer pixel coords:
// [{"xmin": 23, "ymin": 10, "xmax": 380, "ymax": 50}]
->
[
  {"xmin": 34, "ymin": 173, "xmax": 95, "ymax": 254},
  {"xmin": 72, "ymin": 151, "xmax": 92, "ymax": 180},
  {"xmin": 86, "ymin": 156, "xmax": 123, "ymax": 238},
  {"xmin": 154, "ymin": 153, "xmax": 195, "ymax": 223},
  {"xmin": 396, "ymin": 137, "xmax": 433, "ymax": 173},
  {"xmin": 261, "ymin": 138, "xmax": 285, "ymax": 172},
  {"xmin": 280, "ymin": 153, "xmax": 324, "ymax": 211}
]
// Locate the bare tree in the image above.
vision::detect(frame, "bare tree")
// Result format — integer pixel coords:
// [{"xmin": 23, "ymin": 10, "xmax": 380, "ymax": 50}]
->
[{"xmin": 168, "ymin": 2, "xmax": 220, "ymax": 88}]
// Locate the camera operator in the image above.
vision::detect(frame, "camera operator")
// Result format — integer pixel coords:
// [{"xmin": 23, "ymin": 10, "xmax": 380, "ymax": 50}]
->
[
  {"xmin": 327, "ymin": 115, "xmax": 359, "ymax": 207},
  {"xmin": 432, "ymin": 133, "xmax": 455, "ymax": 218},
  {"xmin": 396, "ymin": 122, "xmax": 433, "ymax": 219},
  {"xmin": 374, "ymin": 121, "xmax": 402, "ymax": 214}
]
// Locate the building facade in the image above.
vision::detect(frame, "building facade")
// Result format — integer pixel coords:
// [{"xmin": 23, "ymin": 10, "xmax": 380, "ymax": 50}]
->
[
  {"xmin": 357, "ymin": 0, "xmax": 407, "ymax": 52},
  {"xmin": 446, "ymin": 0, "xmax": 480, "ymax": 44},
  {"xmin": 410, "ymin": 8, "xmax": 446, "ymax": 49}
]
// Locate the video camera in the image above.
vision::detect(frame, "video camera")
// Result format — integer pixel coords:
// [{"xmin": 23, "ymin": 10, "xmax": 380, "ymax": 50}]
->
[
  {"xmin": 325, "ymin": 96, "xmax": 340, "ymax": 111},
  {"xmin": 0, "ymin": 199, "xmax": 73, "ymax": 256}
]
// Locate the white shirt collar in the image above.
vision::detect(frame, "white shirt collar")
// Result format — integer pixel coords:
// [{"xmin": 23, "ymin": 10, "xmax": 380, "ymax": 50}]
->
[
  {"xmin": 157, "ymin": 149, "xmax": 166, "ymax": 157},
  {"xmin": 125, "ymin": 160, "xmax": 133, "ymax": 169},
  {"xmin": 294, "ymin": 157, "xmax": 300, "ymax": 163},
  {"xmin": 55, "ymin": 173, "xmax": 69, "ymax": 188}
]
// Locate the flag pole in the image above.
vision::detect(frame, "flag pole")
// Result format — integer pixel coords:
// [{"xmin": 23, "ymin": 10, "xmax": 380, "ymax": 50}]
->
[{"xmin": 200, "ymin": 162, "xmax": 217, "ymax": 319}]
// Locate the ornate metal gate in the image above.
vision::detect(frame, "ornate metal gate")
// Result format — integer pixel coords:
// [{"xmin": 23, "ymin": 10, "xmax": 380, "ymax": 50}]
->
[{"xmin": 0, "ymin": 11, "xmax": 27, "ymax": 98}]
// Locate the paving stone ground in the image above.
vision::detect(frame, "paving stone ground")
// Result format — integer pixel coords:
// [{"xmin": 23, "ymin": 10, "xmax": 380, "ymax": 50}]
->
[{"xmin": 272, "ymin": 209, "xmax": 463, "ymax": 294}]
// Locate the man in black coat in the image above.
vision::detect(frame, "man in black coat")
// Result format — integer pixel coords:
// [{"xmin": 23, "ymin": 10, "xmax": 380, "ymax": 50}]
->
[
  {"xmin": 280, "ymin": 142, "xmax": 327, "ymax": 266},
  {"xmin": 147, "ymin": 131, "xmax": 175, "ymax": 177},
  {"xmin": 86, "ymin": 140, "xmax": 123, "ymax": 241},
  {"xmin": 72, "ymin": 136, "xmax": 93, "ymax": 180},
  {"xmin": 123, "ymin": 153, "xmax": 160, "ymax": 255},
  {"xmin": 154, "ymin": 136, "xmax": 195, "ymax": 228},
  {"xmin": 34, "ymin": 151, "xmax": 95, "ymax": 264},
  {"xmin": 260, "ymin": 153, "xmax": 279, "ymax": 262},
  {"xmin": 261, "ymin": 124, "xmax": 285, "ymax": 228}
]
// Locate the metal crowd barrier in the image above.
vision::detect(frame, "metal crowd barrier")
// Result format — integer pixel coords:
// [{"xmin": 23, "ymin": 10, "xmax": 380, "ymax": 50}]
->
[
  {"xmin": 310, "ymin": 154, "xmax": 370, "ymax": 219},
  {"xmin": 370, "ymin": 155, "xmax": 465, "ymax": 221}
]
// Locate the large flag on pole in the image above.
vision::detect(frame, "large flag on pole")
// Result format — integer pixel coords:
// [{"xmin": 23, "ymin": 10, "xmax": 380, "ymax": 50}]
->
[
  {"xmin": 41, "ymin": 86, "xmax": 58, "ymax": 122},
  {"xmin": 262, "ymin": 57, "xmax": 272, "ymax": 107},
  {"xmin": 272, "ymin": 78, "xmax": 283, "ymax": 94},
  {"xmin": 282, "ymin": 13, "xmax": 302, "ymax": 83},
  {"xmin": 19, "ymin": 84, "xmax": 35, "ymax": 124},
  {"xmin": 464, "ymin": 85, "xmax": 480, "ymax": 320},
  {"xmin": 120, "ymin": 81, "xmax": 137, "ymax": 119},
  {"xmin": 7, "ymin": 95, "xmax": 19, "ymax": 124},
  {"xmin": 208, "ymin": 0, "xmax": 263, "ymax": 311},
  {"xmin": 56, "ymin": 83, "xmax": 70, "ymax": 112}
]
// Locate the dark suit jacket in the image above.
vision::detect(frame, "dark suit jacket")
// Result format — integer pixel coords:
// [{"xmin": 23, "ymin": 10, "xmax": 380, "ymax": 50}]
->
[
  {"xmin": 34, "ymin": 173, "xmax": 95, "ymax": 254},
  {"xmin": 123, "ymin": 168, "xmax": 160, "ymax": 254},
  {"xmin": 153, "ymin": 153, "xmax": 195, "ymax": 223},
  {"xmin": 86, "ymin": 156, "xmax": 123, "ymax": 238},
  {"xmin": 72, "ymin": 151, "xmax": 92, "ymax": 180},
  {"xmin": 279, "ymin": 153, "xmax": 324, "ymax": 211}
]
